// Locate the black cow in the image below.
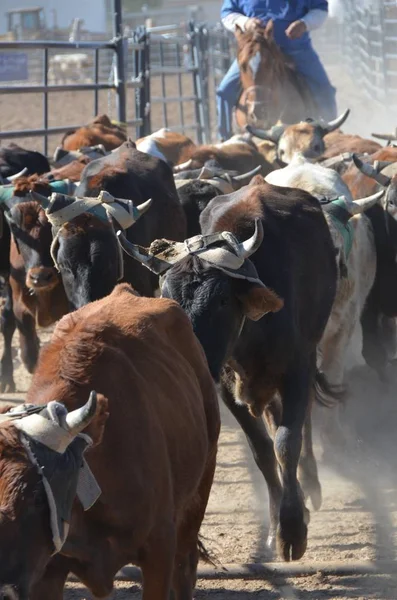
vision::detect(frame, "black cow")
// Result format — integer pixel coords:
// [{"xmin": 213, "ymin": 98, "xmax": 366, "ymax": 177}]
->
[
  {"xmin": 118, "ymin": 176, "xmax": 340, "ymax": 562},
  {"xmin": 0, "ymin": 144, "xmax": 50, "ymax": 180},
  {"xmin": 45, "ymin": 140, "xmax": 186, "ymax": 309},
  {"xmin": 350, "ymin": 156, "xmax": 397, "ymax": 380},
  {"xmin": 176, "ymin": 166, "xmax": 262, "ymax": 237}
]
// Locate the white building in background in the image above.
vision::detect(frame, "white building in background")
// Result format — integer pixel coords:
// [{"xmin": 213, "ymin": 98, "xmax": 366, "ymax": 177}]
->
[{"xmin": 0, "ymin": 0, "xmax": 107, "ymax": 35}]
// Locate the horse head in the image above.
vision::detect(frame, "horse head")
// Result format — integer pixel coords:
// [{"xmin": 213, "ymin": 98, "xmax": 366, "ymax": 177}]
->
[{"xmin": 235, "ymin": 22, "xmax": 289, "ymax": 129}]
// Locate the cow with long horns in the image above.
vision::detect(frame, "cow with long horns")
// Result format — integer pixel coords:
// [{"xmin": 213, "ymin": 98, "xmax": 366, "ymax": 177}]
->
[
  {"xmin": 117, "ymin": 176, "xmax": 342, "ymax": 562},
  {"xmin": 0, "ymin": 283, "xmax": 220, "ymax": 599},
  {"xmin": 247, "ymin": 109, "xmax": 351, "ymax": 163}
]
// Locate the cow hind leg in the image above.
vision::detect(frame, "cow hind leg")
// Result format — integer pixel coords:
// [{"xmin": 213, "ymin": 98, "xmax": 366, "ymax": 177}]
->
[
  {"xmin": 275, "ymin": 357, "xmax": 314, "ymax": 562},
  {"xmin": 0, "ymin": 281, "xmax": 16, "ymax": 392},
  {"xmin": 141, "ymin": 521, "xmax": 176, "ymax": 600},
  {"xmin": 220, "ymin": 383, "xmax": 282, "ymax": 554},
  {"xmin": 172, "ymin": 447, "xmax": 217, "ymax": 600},
  {"xmin": 14, "ymin": 304, "xmax": 40, "ymax": 373},
  {"xmin": 298, "ymin": 395, "xmax": 322, "ymax": 512}
]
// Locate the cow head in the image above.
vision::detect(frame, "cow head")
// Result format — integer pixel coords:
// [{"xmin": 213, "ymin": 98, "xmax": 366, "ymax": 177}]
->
[
  {"xmin": 42, "ymin": 191, "xmax": 152, "ymax": 310},
  {"xmin": 117, "ymin": 220, "xmax": 283, "ymax": 379},
  {"xmin": 0, "ymin": 393, "xmax": 101, "ymax": 599},
  {"xmin": 247, "ymin": 109, "xmax": 350, "ymax": 163},
  {"xmin": 5, "ymin": 201, "xmax": 59, "ymax": 294},
  {"xmin": 352, "ymin": 154, "xmax": 397, "ymax": 221}
]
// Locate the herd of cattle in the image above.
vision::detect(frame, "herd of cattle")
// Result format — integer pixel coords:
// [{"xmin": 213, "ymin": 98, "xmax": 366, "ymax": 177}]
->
[{"xmin": 1, "ymin": 109, "xmax": 397, "ymax": 598}]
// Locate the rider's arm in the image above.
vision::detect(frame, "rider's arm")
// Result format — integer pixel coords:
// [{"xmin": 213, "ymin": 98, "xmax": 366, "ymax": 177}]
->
[
  {"xmin": 301, "ymin": 8, "xmax": 328, "ymax": 31},
  {"xmin": 221, "ymin": 0, "xmax": 249, "ymax": 32}
]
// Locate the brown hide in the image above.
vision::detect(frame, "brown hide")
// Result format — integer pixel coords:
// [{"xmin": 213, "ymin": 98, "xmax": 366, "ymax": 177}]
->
[
  {"xmin": 9, "ymin": 202, "xmax": 68, "ymax": 330},
  {"xmin": 343, "ymin": 147, "xmax": 397, "ymax": 198},
  {"xmin": 13, "ymin": 175, "xmax": 52, "ymax": 196},
  {"xmin": 50, "ymin": 155, "xmax": 90, "ymax": 181},
  {"xmin": 136, "ymin": 131, "xmax": 197, "ymax": 165},
  {"xmin": 24, "ymin": 283, "xmax": 220, "ymax": 599},
  {"xmin": 322, "ymin": 130, "xmax": 381, "ymax": 159},
  {"xmin": 184, "ymin": 143, "xmax": 272, "ymax": 176},
  {"xmin": 61, "ymin": 114, "xmax": 126, "ymax": 152}
]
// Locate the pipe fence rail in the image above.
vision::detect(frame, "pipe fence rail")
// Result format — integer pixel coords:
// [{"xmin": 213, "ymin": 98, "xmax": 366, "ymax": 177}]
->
[{"xmin": 0, "ymin": 0, "xmax": 397, "ymax": 155}]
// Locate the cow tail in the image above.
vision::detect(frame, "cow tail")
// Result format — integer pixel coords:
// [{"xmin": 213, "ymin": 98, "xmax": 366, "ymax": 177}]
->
[
  {"xmin": 314, "ymin": 369, "xmax": 347, "ymax": 408},
  {"xmin": 197, "ymin": 536, "xmax": 225, "ymax": 570}
]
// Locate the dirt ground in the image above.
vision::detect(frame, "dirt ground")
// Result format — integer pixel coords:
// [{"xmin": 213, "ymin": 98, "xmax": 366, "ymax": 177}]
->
[{"xmin": 2, "ymin": 50, "xmax": 397, "ymax": 600}]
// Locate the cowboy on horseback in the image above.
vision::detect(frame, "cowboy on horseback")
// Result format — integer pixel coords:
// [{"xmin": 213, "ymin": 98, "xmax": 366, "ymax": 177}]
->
[{"xmin": 217, "ymin": 0, "xmax": 337, "ymax": 140}]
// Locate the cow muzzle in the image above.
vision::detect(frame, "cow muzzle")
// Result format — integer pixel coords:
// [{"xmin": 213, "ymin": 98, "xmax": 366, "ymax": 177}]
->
[
  {"xmin": 26, "ymin": 267, "xmax": 59, "ymax": 292},
  {"xmin": 0, "ymin": 585, "xmax": 20, "ymax": 600}
]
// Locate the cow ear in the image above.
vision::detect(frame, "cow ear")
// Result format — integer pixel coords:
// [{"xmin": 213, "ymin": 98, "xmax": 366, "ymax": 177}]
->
[
  {"xmin": 238, "ymin": 284, "xmax": 283, "ymax": 321},
  {"xmin": 83, "ymin": 393, "xmax": 109, "ymax": 447}
]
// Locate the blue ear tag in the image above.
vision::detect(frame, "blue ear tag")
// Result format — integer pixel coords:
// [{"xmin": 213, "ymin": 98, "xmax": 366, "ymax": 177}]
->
[{"xmin": 249, "ymin": 51, "xmax": 262, "ymax": 77}]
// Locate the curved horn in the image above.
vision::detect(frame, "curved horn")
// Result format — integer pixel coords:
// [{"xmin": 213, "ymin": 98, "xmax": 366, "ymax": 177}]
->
[
  {"xmin": 7, "ymin": 167, "xmax": 28, "ymax": 181},
  {"xmin": 320, "ymin": 109, "xmax": 350, "ymax": 133},
  {"xmin": 350, "ymin": 190, "xmax": 385, "ymax": 215},
  {"xmin": 173, "ymin": 159, "xmax": 193, "ymax": 173},
  {"xmin": 352, "ymin": 154, "xmax": 391, "ymax": 187},
  {"xmin": 373, "ymin": 160, "xmax": 396, "ymax": 173},
  {"xmin": 246, "ymin": 124, "xmax": 285, "ymax": 144},
  {"xmin": 237, "ymin": 218, "xmax": 264, "ymax": 259},
  {"xmin": 132, "ymin": 198, "xmax": 153, "ymax": 220},
  {"xmin": 116, "ymin": 231, "xmax": 171, "ymax": 275},
  {"xmin": 372, "ymin": 130, "xmax": 397, "ymax": 142},
  {"xmin": 232, "ymin": 165, "xmax": 262, "ymax": 181},
  {"xmin": 65, "ymin": 390, "xmax": 97, "ymax": 436},
  {"xmin": 30, "ymin": 190, "xmax": 50, "ymax": 208}
]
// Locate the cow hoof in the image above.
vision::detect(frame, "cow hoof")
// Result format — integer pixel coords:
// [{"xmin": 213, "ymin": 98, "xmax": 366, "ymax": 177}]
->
[
  {"xmin": 0, "ymin": 378, "xmax": 15, "ymax": 393},
  {"xmin": 277, "ymin": 510, "xmax": 308, "ymax": 562}
]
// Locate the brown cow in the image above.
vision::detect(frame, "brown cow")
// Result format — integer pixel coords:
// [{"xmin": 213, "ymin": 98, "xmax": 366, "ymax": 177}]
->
[
  {"xmin": 0, "ymin": 283, "xmax": 220, "ymax": 600},
  {"xmin": 2, "ymin": 201, "xmax": 68, "ymax": 391},
  {"xmin": 342, "ymin": 147, "xmax": 397, "ymax": 199},
  {"xmin": 136, "ymin": 128, "xmax": 197, "ymax": 166},
  {"xmin": 247, "ymin": 109, "xmax": 351, "ymax": 163},
  {"xmin": 61, "ymin": 114, "xmax": 127, "ymax": 152},
  {"xmin": 173, "ymin": 135, "xmax": 273, "ymax": 176}
]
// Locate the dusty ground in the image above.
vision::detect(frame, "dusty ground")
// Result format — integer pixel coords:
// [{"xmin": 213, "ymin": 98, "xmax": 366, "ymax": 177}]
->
[{"xmin": 2, "ymin": 44, "xmax": 397, "ymax": 600}]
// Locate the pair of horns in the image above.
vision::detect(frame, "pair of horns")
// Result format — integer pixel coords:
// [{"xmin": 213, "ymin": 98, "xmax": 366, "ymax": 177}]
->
[
  {"xmin": 246, "ymin": 109, "xmax": 351, "ymax": 144},
  {"xmin": 117, "ymin": 218, "xmax": 264, "ymax": 276},
  {"xmin": 352, "ymin": 155, "xmax": 395, "ymax": 187},
  {"xmin": 29, "ymin": 190, "xmax": 152, "ymax": 222}
]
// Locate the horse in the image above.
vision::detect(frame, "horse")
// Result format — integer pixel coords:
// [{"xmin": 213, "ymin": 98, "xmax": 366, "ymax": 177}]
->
[{"xmin": 234, "ymin": 22, "xmax": 317, "ymax": 131}]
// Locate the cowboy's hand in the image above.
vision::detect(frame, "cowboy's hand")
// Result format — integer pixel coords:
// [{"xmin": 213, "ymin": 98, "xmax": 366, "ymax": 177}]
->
[
  {"xmin": 245, "ymin": 18, "xmax": 263, "ymax": 32},
  {"xmin": 285, "ymin": 20, "xmax": 307, "ymax": 39}
]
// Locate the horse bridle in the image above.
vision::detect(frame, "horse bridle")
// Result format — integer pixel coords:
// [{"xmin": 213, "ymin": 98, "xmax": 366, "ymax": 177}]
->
[{"xmin": 237, "ymin": 85, "xmax": 288, "ymax": 124}]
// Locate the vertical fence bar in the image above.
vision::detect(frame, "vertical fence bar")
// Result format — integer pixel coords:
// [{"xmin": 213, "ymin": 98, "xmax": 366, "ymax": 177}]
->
[
  {"xmin": 113, "ymin": 0, "xmax": 127, "ymax": 124},
  {"xmin": 43, "ymin": 47, "xmax": 49, "ymax": 156},
  {"xmin": 159, "ymin": 40, "xmax": 168, "ymax": 128},
  {"xmin": 94, "ymin": 48, "xmax": 99, "ymax": 116},
  {"xmin": 189, "ymin": 22, "xmax": 205, "ymax": 144},
  {"xmin": 134, "ymin": 27, "xmax": 150, "ymax": 138},
  {"xmin": 199, "ymin": 26, "xmax": 211, "ymax": 143},
  {"xmin": 176, "ymin": 41, "xmax": 185, "ymax": 132}
]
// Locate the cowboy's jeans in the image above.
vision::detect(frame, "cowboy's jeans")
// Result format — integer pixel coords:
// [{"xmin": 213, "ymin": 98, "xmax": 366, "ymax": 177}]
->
[{"xmin": 216, "ymin": 34, "xmax": 337, "ymax": 140}]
